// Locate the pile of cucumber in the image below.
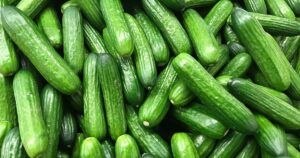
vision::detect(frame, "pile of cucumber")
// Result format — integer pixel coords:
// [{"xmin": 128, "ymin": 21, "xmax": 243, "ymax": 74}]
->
[{"xmin": 1, "ymin": 0, "xmax": 300, "ymax": 157}]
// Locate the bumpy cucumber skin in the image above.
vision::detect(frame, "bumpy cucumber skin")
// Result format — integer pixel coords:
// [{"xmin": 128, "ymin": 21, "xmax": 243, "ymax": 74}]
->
[
  {"xmin": 265, "ymin": 0, "xmax": 295, "ymax": 19},
  {"xmin": 71, "ymin": 133, "xmax": 85, "ymax": 158},
  {"xmin": 206, "ymin": 45, "xmax": 230, "ymax": 76},
  {"xmin": 102, "ymin": 140, "xmax": 115, "ymax": 158},
  {"xmin": 1, "ymin": 6, "xmax": 81, "ymax": 94},
  {"xmin": 13, "ymin": 70, "xmax": 48, "ymax": 158},
  {"xmin": 280, "ymin": 36, "xmax": 300, "ymax": 61},
  {"xmin": 236, "ymin": 140, "xmax": 259, "ymax": 158},
  {"xmin": 80, "ymin": 137, "xmax": 104, "ymax": 158},
  {"xmin": 98, "ymin": 53, "xmax": 127, "ymax": 140},
  {"xmin": 169, "ymin": 79, "xmax": 195, "ymax": 107},
  {"xmin": 60, "ymin": 112, "xmax": 77, "ymax": 147},
  {"xmin": 142, "ymin": 0, "xmax": 192, "ymax": 55},
  {"xmin": 243, "ymin": 0, "xmax": 267, "ymax": 13},
  {"xmin": 171, "ymin": 133, "xmax": 198, "ymax": 158},
  {"xmin": 285, "ymin": 0, "xmax": 300, "ymax": 15},
  {"xmin": 288, "ymin": 143, "xmax": 300, "ymax": 158},
  {"xmin": 256, "ymin": 84, "xmax": 292, "ymax": 104},
  {"xmin": 223, "ymin": 24, "xmax": 239, "ymax": 44},
  {"xmin": 191, "ymin": 134, "xmax": 216, "ymax": 158},
  {"xmin": 161, "ymin": 0, "xmax": 218, "ymax": 10},
  {"xmin": 115, "ymin": 134, "xmax": 140, "ymax": 158},
  {"xmin": 286, "ymin": 133, "xmax": 300, "ymax": 149},
  {"xmin": 1, "ymin": 127, "xmax": 26, "ymax": 158},
  {"xmin": 219, "ymin": 53, "xmax": 252, "ymax": 77},
  {"xmin": 100, "ymin": 0, "xmax": 133, "ymax": 57},
  {"xmin": 16, "ymin": 0, "xmax": 48, "ymax": 18},
  {"xmin": 83, "ymin": 21, "xmax": 107, "ymax": 54}
]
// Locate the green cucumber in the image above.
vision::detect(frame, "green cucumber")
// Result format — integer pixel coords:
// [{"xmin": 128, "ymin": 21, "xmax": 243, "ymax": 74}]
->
[
  {"xmin": 183, "ymin": 9, "xmax": 221, "ymax": 66},
  {"xmin": 209, "ymin": 131, "xmax": 247, "ymax": 158},
  {"xmin": 255, "ymin": 114, "xmax": 288, "ymax": 156},
  {"xmin": 265, "ymin": 0, "xmax": 295, "ymax": 19},
  {"xmin": 60, "ymin": 112, "xmax": 77, "ymax": 147},
  {"xmin": 80, "ymin": 137, "xmax": 104, "ymax": 158},
  {"xmin": 0, "ymin": 121, "xmax": 10, "ymax": 148},
  {"xmin": 13, "ymin": 70, "xmax": 47, "ymax": 158},
  {"xmin": 83, "ymin": 53, "xmax": 107, "ymax": 140},
  {"xmin": 57, "ymin": 151, "xmax": 70, "ymax": 158},
  {"xmin": 134, "ymin": 9, "xmax": 170, "ymax": 66},
  {"xmin": 66, "ymin": 88, "xmax": 83, "ymax": 112},
  {"xmin": 125, "ymin": 13, "xmax": 157, "ymax": 89},
  {"xmin": 285, "ymin": 0, "xmax": 300, "ymax": 15},
  {"xmin": 103, "ymin": 28, "xmax": 144, "ymax": 106},
  {"xmin": 1, "ymin": 127, "xmax": 26, "ymax": 158},
  {"xmin": 142, "ymin": 153, "xmax": 155, "ymax": 158},
  {"xmin": 1, "ymin": 6, "xmax": 81, "ymax": 94},
  {"xmin": 172, "ymin": 103, "xmax": 228, "ymax": 139},
  {"xmin": 206, "ymin": 45, "xmax": 230, "ymax": 76},
  {"xmin": 287, "ymin": 67, "xmax": 300, "ymax": 104},
  {"xmin": 173, "ymin": 53, "xmax": 258, "ymax": 134},
  {"xmin": 71, "ymin": 133, "xmax": 85, "ymax": 158},
  {"xmin": 228, "ymin": 78, "xmax": 300, "ymax": 129},
  {"xmin": 279, "ymin": 36, "xmax": 300, "ymax": 61},
  {"xmin": 204, "ymin": 0, "xmax": 233, "ymax": 35},
  {"xmin": 231, "ymin": 8, "xmax": 291, "ymax": 91},
  {"xmin": 100, "ymin": 0, "xmax": 133, "ymax": 57},
  {"xmin": 169, "ymin": 79, "xmax": 195, "ymax": 107},
  {"xmin": 288, "ymin": 143, "xmax": 300, "ymax": 158},
  {"xmin": 216, "ymin": 75, "xmax": 233, "ymax": 89},
  {"xmin": 236, "ymin": 140, "xmax": 259, "ymax": 158},
  {"xmin": 161, "ymin": 0, "xmax": 218, "ymax": 10},
  {"xmin": 286, "ymin": 133, "xmax": 300, "ymax": 149},
  {"xmin": 243, "ymin": 0, "xmax": 267, "ymax": 13},
  {"xmin": 228, "ymin": 42, "xmax": 246, "ymax": 56},
  {"xmin": 223, "ymin": 24, "xmax": 239, "ymax": 44},
  {"xmin": 115, "ymin": 134, "xmax": 140, "ymax": 158},
  {"xmin": 256, "ymin": 84, "xmax": 292, "ymax": 104},
  {"xmin": 142, "ymin": 0, "xmax": 192, "ymax": 55},
  {"xmin": 102, "ymin": 140, "xmax": 115, "ymax": 158},
  {"xmin": 16, "ymin": 0, "xmax": 47, "ymax": 18},
  {"xmin": 98, "ymin": 53, "xmax": 127, "ymax": 140},
  {"xmin": 138, "ymin": 60, "xmax": 177, "ymax": 127},
  {"xmin": 219, "ymin": 52, "xmax": 252, "ymax": 77},
  {"xmin": 83, "ymin": 21, "xmax": 107, "ymax": 54},
  {"xmin": 126, "ymin": 106, "xmax": 171, "ymax": 158},
  {"xmin": 252, "ymin": 70, "xmax": 270, "ymax": 87},
  {"xmin": 171, "ymin": 133, "xmax": 198, "ymax": 158},
  {"xmin": 191, "ymin": 134, "xmax": 215, "ymax": 158},
  {"xmin": 41, "ymin": 85, "xmax": 63, "ymax": 158},
  {"xmin": 61, "ymin": 1, "xmax": 78, "ymax": 12},
  {"xmin": 37, "ymin": 7, "xmax": 62, "ymax": 48}
]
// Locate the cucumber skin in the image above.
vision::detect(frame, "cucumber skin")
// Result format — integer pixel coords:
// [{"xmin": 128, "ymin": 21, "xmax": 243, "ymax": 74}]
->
[
  {"xmin": 16, "ymin": 0, "xmax": 48, "ymax": 18},
  {"xmin": 142, "ymin": 0, "xmax": 192, "ymax": 55},
  {"xmin": 243, "ymin": 0, "xmax": 267, "ymax": 13},
  {"xmin": 100, "ymin": 0, "xmax": 133, "ymax": 57},
  {"xmin": 236, "ymin": 140, "xmax": 259, "ymax": 158},
  {"xmin": 280, "ymin": 36, "xmax": 300, "ymax": 61},
  {"xmin": 191, "ymin": 134, "xmax": 215, "ymax": 158},
  {"xmin": 60, "ymin": 112, "xmax": 77, "ymax": 147},
  {"xmin": 97, "ymin": 53, "xmax": 127, "ymax": 140},
  {"xmin": 115, "ymin": 134, "xmax": 140, "ymax": 158},
  {"xmin": 1, "ymin": 127, "xmax": 26, "ymax": 158},
  {"xmin": 172, "ymin": 53, "xmax": 258, "ymax": 134},
  {"xmin": 265, "ymin": 0, "xmax": 295, "ymax": 19},
  {"xmin": 171, "ymin": 133, "xmax": 198, "ymax": 158},
  {"xmin": 161, "ymin": 0, "xmax": 218, "ymax": 10},
  {"xmin": 169, "ymin": 79, "xmax": 195, "ymax": 107},
  {"xmin": 83, "ymin": 21, "xmax": 107, "ymax": 54},
  {"xmin": 285, "ymin": 0, "xmax": 300, "ymax": 15},
  {"xmin": 288, "ymin": 143, "xmax": 300, "ymax": 158},
  {"xmin": 102, "ymin": 140, "xmax": 115, "ymax": 158},
  {"xmin": 80, "ymin": 137, "xmax": 104, "ymax": 158},
  {"xmin": 71, "ymin": 133, "xmax": 85, "ymax": 158},
  {"xmin": 206, "ymin": 45, "xmax": 230, "ymax": 76},
  {"xmin": 219, "ymin": 53, "xmax": 252, "ymax": 77},
  {"xmin": 13, "ymin": 70, "xmax": 48, "ymax": 158},
  {"xmin": 1, "ymin": 6, "xmax": 81, "ymax": 94}
]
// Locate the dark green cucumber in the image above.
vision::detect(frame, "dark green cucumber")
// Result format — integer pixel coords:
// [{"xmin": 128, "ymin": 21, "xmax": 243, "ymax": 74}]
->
[
  {"xmin": 287, "ymin": 67, "xmax": 300, "ymax": 104},
  {"xmin": 125, "ymin": 13, "xmax": 157, "ymax": 89},
  {"xmin": 206, "ymin": 45, "xmax": 230, "ymax": 76},
  {"xmin": 71, "ymin": 133, "xmax": 85, "ymax": 158},
  {"xmin": 288, "ymin": 143, "xmax": 300, "ymax": 158},
  {"xmin": 223, "ymin": 24, "xmax": 239, "ymax": 44},
  {"xmin": 209, "ymin": 131, "xmax": 247, "ymax": 158},
  {"xmin": 126, "ymin": 106, "xmax": 171, "ymax": 158},
  {"xmin": 142, "ymin": 0, "xmax": 192, "ymax": 55},
  {"xmin": 161, "ymin": 0, "xmax": 218, "ymax": 10},
  {"xmin": 286, "ymin": 133, "xmax": 300, "ymax": 149},
  {"xmin": 171, "ymin": 133, "xmax": 198, "ymax": 158},
  {"xmin": 236, "ymin": 140, "xmax": 259, "ymax": 158},
  {"xmin": 83, "ymin": 21, "xmax": 107, "ymax": 54},
  {"xmin": 100, "ymin": 0, "xmax": 133, "ymax": 57},
  {"xmin": 173, "ymin": 53, "xmax": 258, "ymax": 134},
  {"xmin": 169, "ymin": 79, "xmax": 195, "ymax": 107},
  {"xmin": 16, "ymin": 0, "xmax": 47, "ymax": 18},
  {"xmin": 204, "ymin": 0, "xmax": 233, "ymax": 35},
  {"xmin": 172, "ymin": 103, "xmax": 228, "ymax": 139},
  {"xmin": 255, "ymin": 114, "xmax": 288, "ymax": 156},
  {"xmin": 13, "ymin": 70, "xmax": 47, "ymax": 158},
  {"xmin": 138, "ymin": 60, "xmax": 177, "ymax": 127},
  {"xmin": 1, "ymin": 6, "xmax": 81, "ymax": 94},
  {"xmin": 37, "ymin": 7, "xmax": 62, "ymax": 48},
  {"xmin": 62, "ymin": 6, "xmax": 84, "ymax": 74},
  {"xmin": 228, "ymin": 42, "xmax": 246, "ymax": 56},
  {"xmin": 231, "ymin": 8, "xmax": 291, "ymax": 91},
  {"xmin": 57, "ymin": 151, "xmax": 70, "ymax": 158},
  {"xmin": 243, "ymin": 0, "xmax": 267, "ymax": 13},
  {"xmin": 83, "ymin": 53, "xmax": 107, "ymax": 140},
  {"xmin": 134, "ymin": 10, "xmax": 170, "ymax": 66},
  {"xmin": 102, "ymin": 140, "xmax": 115, "ymax": 158},
  {"xmin": 1, "ymin": 127, "xmax": 26, "ymax": 158},
  {"xmin": 191, "ymin": 134, "xmax": 216, "ymax": 158},
  {"xmin": 285, "ymin": 0, "xmax": 300, "ymax": 15},
  {"xmin": 66, "ymin": 88, "xmax": 83, "ymax": 112},
  {"xmin": 41, "ymin": 85, "xmax": 63, "ymax": 158},
  {"xmin": 115, "ymin": 134, "xmax": 140, "ymax": 158},
  {"xmin": 60, "ymin": 112, "xmax": 77, "ymax": 147},
  {"xmin": 228, "ymin": 78, "xmax": 300, "ymax": 129},
  {"xmin": 103, "ymin": 28, "xmax": 144, "ymax": 106},
  {"xmin": 252, "ymin": 70, "xmax": 270, "ymax": 87},
  {"xmin": 98, "ymin": 53, "xmax": 127, "ymax": 140},
  {"xmin": 279, "ymin": 36, "xmax": 300, "ymax": 61},
  {"xmin": 256, "ymin": 84, "xmax": 292, "ymax": 104},
  {"xmin": 183, "ymin": 9, "xmax": 221, "ymax": 66},
  {"xmin": 73, "ymin": 0, "xmax": 105, "ymax": 30},
  {"xmin": 80, "ymin": 137, "xmax": 104, "ymax": 158},
  {"xmin": 219, "ymin": 53, "xmax": 252, "ymax": 77},
  {"xmin": 265, "ymin": 0, "xmax": 295, "ymax": 19}
]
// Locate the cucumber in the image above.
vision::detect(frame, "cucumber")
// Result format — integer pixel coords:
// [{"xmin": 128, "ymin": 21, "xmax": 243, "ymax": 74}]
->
[
  {"xmin": 125, "ymin": 13, "xmax": 157, "ymax": 89},
  {"xmin": 83, "ymin": 53, "xmax": 107, "ymax": 140},
  {"xmin": 37, "ymin": 7, "xmax": 62, "ymax": 48},
  {"xmin": 285, "ymin": 0, "xmax": 300, "ymax": 16},
  {"xmin": 13, "ymin": 70, "xmax": 47, "ymax": 158},
  {"xmin": 288, "ymin": 143, "xmax": 300, "ymax": 158},
  {"xmin": 138, "ymin": 60, "xmax": 177, "ymax": 127},
  {"xmin": 60, "ymin": 112, "xmax": 77, "ymax": 147},
  {"xmin": 57, "ymin": 151, "xmax": 70, "ymax": 158},
  {"xmin": 102, "ymin": 140, "xmax": 115, "ymax": 158},
  {"xmin": 209, "ymin": 131, "xmax": 247, "ymax": 158},
  {"xmin": 103, "ymin": 28, "xmax": 144, "ymax": 106},
  {"xmin": 255, "ymin": 114, "xmax": 288, "ymax": 156},
  {"xmin": 1, "ymin": 127, "xmax": 26, "ymax": 158},
  {"xmin": 228, "ymin": 42, "xmax": 246, "ymax": 56},
  {"xmin": 243, "ymin": 0, "xmax": 267, "ymax": 13},
  {"xmin": 98, "ymin": 53, "xmax": 127, "ymax": 140},
  {"xmin": 223, "ymin": 24, "xmax": 239, "ymax": 44},
  {"xmin": 80, "ymin": 137, "xmax": 104, "ymax": 158},
  {"xmin": 183, "ymin": 9, "xmax": 221, "ymax": 66},
  {"xmin": 16, "ymin": 0, "xmax": 47, "ymax": 18},
  {"xmin": 206, "ymin": 45, "xmax": 230, "ymax": 76},
  {"xmin": 126, "ymin": 106, "xmax": 171, "ymax": 158},
  {"xmin": 115, "ymin": 134, "xmax": 140, "ymax": 158},
  {"xmin": 256, "ymin": 84, "xmax": 292, "ymax": 104},
  {"xmin": 66, "ymin": 88, "xmax": 83, "ymax": 112},
  {"xmin": 71, "ymin": 133, "xmax": 85, "ymax": 158},
  {"xmin": 252, "ymin": 70, "xmax": 270, "ymax": 87},
  {"xmin": 142, "ymin": 153, "xmax": 155, "ymax": 158},
  {"xmin": 161, "ymin": 0, "xmax": 218, "ymax": 10},
  {"xmin": 142, "ymin": 0, "xmax": 192, "ymax": 55},
  {"xmin": 171, "ymin": 133, "xmax": 198, "ymax": 158},
  {"xmin": 83, "ymin": 21, "xmax": 107, "ymax": 54},
  {"xmin": 204, "ymin": 0, "xmax": 233, "ymax": 35},
  {"xmin": 62, "ymin": 6, "xmax": 84, "ymax": 74},
  {"xmin": 40, "ymin": 85, "xmax": 63, "ymax": 158},
  {"xmin": 216, "ymin": 75, "xmax": 233, "ymax": 89},
  {"xmin": 100, "ymin": 0, "xmax": 133, "ymax": 57},
  {"xmin": 219, "ymin": 53, "xmax": 252, "ymax": 77},
  {"xmin": 286, "ymin": 133, "xmax": 300, "ymax": 149},
  {"xmin": 169, "ymin": 79, "xmax": 195, "ymax": 107},
  {"xmin": 236, "ymin": 140, "xmax": 259, "ymax": 158},
  {"xmin": 265, "ymin": 0, "xmax": 295, "ymax": 19},
  {"xmin": 228, "ymin": 78, "xmax": 300, "ymax": 129},
  {"xmin": 172, "ymin": 103, "xmax": 228, "ymax": 139},
  {"xmin": 0, "ymin": 121, "xmax": 10, "ymax": 148},
  {"xmin": 134, "ymin": 9, "xmax": 170, "ymax": 66},
  {"xmin": 1, "ymin": 6, "xmax": 81, "ymax": 94},
  {"xmin": 173, "ymin": 53, "xmax": 258, "ymax": 134},
  {"xmin": 279, "ymin": 36, "xmax": 300, "ymax": 61},
  {"xmin": 191, "ymin": 134, "xmax": 215, "ymax": 158},
  {"xmin": 231, "ymin": 8, "xmax": 291, "ymax": 91}
]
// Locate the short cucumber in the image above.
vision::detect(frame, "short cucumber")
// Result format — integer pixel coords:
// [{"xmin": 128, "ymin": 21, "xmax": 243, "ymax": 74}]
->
[
  {"xmin": 236, "ymin": 140, "xmax": 259, "ymax": 158},
  {"xmin": 206, "ymin": 45, "xmax": 230, "ymax": 76},
  {"xmin": 102, "ymin": 140, "xmax": 115, "ymax": 158},
  {"xmin": 285, "ymin": 0, "xmax": 300, "ymax": 16},
  {"xmin": 169, "ymin": 79, "xmax": 195, "ymax": 107},
  {"xmin": 171, "ymin": 133, "xmax": 198, "ymax": 158},
  {"xmin": 161, "ymin": 0, "xmax": 218, "ymax": 10},
  {"xmin": 98, "ymin": 53, "xmax": 127, "ymax": 140},
  {"xmin": 243, "ymin": 0, "xmax": 267, "ymax": 13},
  {"xmin": 83, "ymin": 21, "xmax": 107, "ymax": 54},
  {"xmin": 16, "ymin": 0, "xmax": 48, "ymax": 18},
  {"xmin": 191, "ymin": 134, "xmax": 216, "ymax": 158},
  {"xmin": 219, "ymin": 52, "xmax": 252, "ymax": 77},
  {"xmin": 13, "ymin": 70, "xmax": 48, "ymax": 158},
  {"xmin": 115, "ymin": 134, "xmax": 140, "ymax": 158},
  {"xmin": 71, "ymin": 133, "xmax": 85, "ymax": 158},
  {"xmin": 228, "ymin": 42, "xmax": 246, "ymax": 56},
  {"xmin": 288, "ymin": 143, "xmax": 300, "ymax": 158},
  {"xmin": 138, "ymin": 60, "xmax": 177, "ymax": 127},
  {"xmin": 142, "ymin": 0, "xmax": 192, "ymax": 55},
  {"xmin": 223, "ymin": 24, "xmax": 239, "ymax": 44},
  {"xmin": 100, "ymin": 0, "xmax": 133, "ymax": 57},
  {"xmin": 279, "ymin": 36, "xmax": 300, "ymax": 61},
  {"xmin": 1, "ymin": 127, "xmax": 26, "ymax": 158},
  {"xmin": 60, "ymin": 112, "xmax": 77, "ymax": 147},
  {"xmin": 265, "ymin": 0, "xmax": 295, "ymax": 19},
  {"xmin": 80, "ymin": 137, "xmax": 104, "ymax": 158}
]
